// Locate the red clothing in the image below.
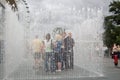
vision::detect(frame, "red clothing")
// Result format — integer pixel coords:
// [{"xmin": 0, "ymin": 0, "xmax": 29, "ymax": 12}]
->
[{"xmin": 114, "ymin": 55, "xmax": 118, "ymax": 63}]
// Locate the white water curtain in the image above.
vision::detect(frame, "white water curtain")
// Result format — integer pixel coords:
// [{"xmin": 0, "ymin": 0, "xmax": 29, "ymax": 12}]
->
[{"xmin": 4, "ymin": 5, "xmax": 25, "ymax": 77}]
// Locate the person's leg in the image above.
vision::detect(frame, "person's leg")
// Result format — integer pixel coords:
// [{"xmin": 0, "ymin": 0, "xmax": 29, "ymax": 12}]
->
[
  {"xmin": 55, "ymin": 53, "xmax": 58, "ymax": 70},
  {"xmin": 53, "ymin": 53, "xmax": 56, "ymax": 72},
  {"xmin": 37, "ymin": 53, "xmax": 41, "ymax": 67},
  {"xmin": 67, "ymin": 53, "xmax": 71, "ymax": 69},
  {"xmin": 70, "ymin": 51, "xmax": 74, "ymax": 69},
  {"xmin": 57, "ymin": 53, "xmax": 62, "ymax": 71},
  {"xmin": 44, "ymin": 52, "xmax": 49, "ymax": 72},
  {"xmin": 34, "ymin": 59, "xmax": 38, "ymax": 68},
  {"xmin": 72, "ymin": 52, "xmax": 74, "ymax": 69},
  {"xmin": 61, "ymin": 49, "xmax": 64, "ymax": 70},
  {"xmin": 64, "ymin": 52, "xmax": 69, "ymax": 69},
  {"xmin": 57, "ymin": 62, "xmax": 61, "ymax": 71},
  {"xmin": 61, "ymin": 53, "xmax": 64, "ymax": 70},
  {"xmin": 50, "ymin": 52, "xmax": 56, "ymax": 72},
  {"xmin": 48, "ymin": 52, "xmax": 52, "ymax": 72},
  {"xmin": 34, "ymin": 53, "xmax": 39, "ymax": 68}
]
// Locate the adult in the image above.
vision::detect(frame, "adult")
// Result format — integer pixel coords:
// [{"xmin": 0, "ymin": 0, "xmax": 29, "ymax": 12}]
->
[
  {"xmin": 64, "ymin": 32, "xmax": 75, "ymax": 69},
  {"xmin": 61, "ymin": 32, "xmax": 67, "ymax": 70},
  {"xmin": 44, "ymin": 33, "xmax": 55, "ymax": 72},
  {"xmin": 117, "ymin": 45, "xmax": 120, "ymax": 59},
  {"xmin": 32, "ymin": 35, "xmax": 42, "ymax": 69},
  {"xmin": 112, "ymin": 43, "xmax": 118, "ymax": 58},
  {"xmin": 54, "ymin": 34, "xmax": 63, "ymax": 72}
]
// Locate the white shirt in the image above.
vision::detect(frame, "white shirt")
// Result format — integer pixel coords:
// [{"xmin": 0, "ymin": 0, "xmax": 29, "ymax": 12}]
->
[{"xmin": 44, "ymin": 39, "xmax": 52, "ymax": 52}]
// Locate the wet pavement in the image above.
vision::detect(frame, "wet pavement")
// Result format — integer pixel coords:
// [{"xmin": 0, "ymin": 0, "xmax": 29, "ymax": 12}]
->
[
  {"xmin": 1, "ymin": 58, "xmax": 120, "ymax": 80},
  {"xmin": 0, "ymin": 64, "xmax": 4, "ymax": 80},
  {"xmin": 7, "ymin": 61, "xmax": 98, "ymax": 80}
]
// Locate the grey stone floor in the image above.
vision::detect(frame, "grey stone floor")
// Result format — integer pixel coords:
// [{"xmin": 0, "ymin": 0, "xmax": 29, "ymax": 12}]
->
[
  {"xmin": 7, "ymin": 62, "xmax": 98, "ymax": 80},
  {"xmin": 1, "ymin": 58, "xmax": 120, "ymax": 80},
  {"xmin": 0, "ymin": 64, "xmax": 4, "ymax": 80}
]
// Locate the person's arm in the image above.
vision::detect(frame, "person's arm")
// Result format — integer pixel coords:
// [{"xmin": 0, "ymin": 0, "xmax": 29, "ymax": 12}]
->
[
  {"xmin": 30, "ymin": 40, "xmax": 34, "ymax": 54},
  {"xmin": 61, "ymin": 40, "xmax": 65, "ymax": 49},
  {"xmin": 41, "ymin": 41, "xmax": 45, "ymax": 53},
  {"xmin": 72, "ymin": 38, "xmax": 75, "ymax": 47}
]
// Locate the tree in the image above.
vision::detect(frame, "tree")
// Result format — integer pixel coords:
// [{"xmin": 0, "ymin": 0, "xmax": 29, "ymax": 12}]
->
[
  {"xmin": 6, "ymin": 0, "xmax": 18, "ymax": 11},
  {"xmin": 104, "ymin": 0, "xmax": 120, "ymax": 48}
]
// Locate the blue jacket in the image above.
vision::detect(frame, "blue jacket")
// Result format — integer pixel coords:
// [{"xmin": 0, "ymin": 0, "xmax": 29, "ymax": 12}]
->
[{"xmin": 55, "ymin": 41, "xmax": 62, "ymax": 52}]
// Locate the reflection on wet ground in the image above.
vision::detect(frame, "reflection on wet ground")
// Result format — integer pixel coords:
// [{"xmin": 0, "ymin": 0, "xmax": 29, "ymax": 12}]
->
[{"xmin": 7, "ymin": 60, "xmax": 99, "ymax": 80}]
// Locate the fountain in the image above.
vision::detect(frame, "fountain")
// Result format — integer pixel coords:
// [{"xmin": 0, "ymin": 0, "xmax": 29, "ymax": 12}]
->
[
  {"xmin": 0, "ymin": 0, "xmax": 108, "ymax": 80},
  {"xmin": 27, "ymin": 0, "xmax": 105, "ymax": 77},
  {"xmin": 27, "ymin": 0, "xmax": 104, "ymax": 76},
  {"xmin": 0, "ymin": 2, "xmax": 5, "ymax": 80}
]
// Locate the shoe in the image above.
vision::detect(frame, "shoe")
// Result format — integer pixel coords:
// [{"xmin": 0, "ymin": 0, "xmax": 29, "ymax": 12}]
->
[{"xmin": 56, "ymin": 69, "xmax": 61, "ymax": 72}]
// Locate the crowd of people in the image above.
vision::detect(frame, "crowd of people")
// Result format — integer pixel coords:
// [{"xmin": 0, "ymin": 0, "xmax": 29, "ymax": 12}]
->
[{"xmin": 31, "ymin": 31, "xmax": 75, "ymax": 73}]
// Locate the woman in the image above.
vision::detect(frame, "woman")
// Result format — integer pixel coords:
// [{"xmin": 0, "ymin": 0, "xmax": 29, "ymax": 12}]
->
[
  {"xmin": 44, "ymin": 33, "xmax": 52, "ymax": 72},
  {"xmin": 54, "ymin": 34, "xmax": 63, "ymax": 72}
]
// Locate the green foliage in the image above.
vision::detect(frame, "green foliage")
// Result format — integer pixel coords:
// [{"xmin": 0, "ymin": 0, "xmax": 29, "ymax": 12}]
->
[
  {"xmin": 6, "ymin": 0, "xmax": 18, "ymax": 11},
  {"xmin": 109, "ymin": 1, "xmax": 120, "ymax": 14},
  {"xmin": 104, "ymin": 0, "xmax": 120, "ymax": 48}
]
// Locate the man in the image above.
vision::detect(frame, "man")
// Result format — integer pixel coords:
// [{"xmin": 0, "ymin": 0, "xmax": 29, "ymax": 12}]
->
[
  {"xmin": 64, "ymin": 32, "xmax": 75, "ymax": 69},
  {"xmin": 32, "ymin": 35, "xmax": 42, "ymax": 69},
  {"xmin": 61, "ymin": 32, "xmax": 67, "ymax": 70}
]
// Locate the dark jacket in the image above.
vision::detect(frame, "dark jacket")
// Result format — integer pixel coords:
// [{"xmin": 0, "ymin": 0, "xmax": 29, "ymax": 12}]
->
[{"xmin": 64, "ymin": 36, "xmax": 75, "ymax": 51}]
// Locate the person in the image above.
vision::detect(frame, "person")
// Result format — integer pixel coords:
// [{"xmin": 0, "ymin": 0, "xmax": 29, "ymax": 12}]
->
[
  {"xmin": 112, "ymin": 44, "xmax": 119, "ymax": 66},
  {"xmin": 32, "ymin": 35, "xmax": 42, "ymax": 70},
  {"xmin": 44, "ymin": 33, "xmax": 55, "ymax": 72},
  {"xmin": 64, "ymin": 32, "xmax": 75, "ymax": 69},
  {"xmin": 112, "ymin": 43, "xmax": 118, "ymax": 58},
  {"xmin": 63, "ymin": 32, "xmax": 69, "ymax": 70},
  {"xmin": 54, "ymin": 34, "xmax": 63, "ymax": 72},
  {"xmin": 117, "ymin": 45, "xmax": 120, "ymax": 59},
  {"xmin": 61, "ymin": 32, "xmax": 67, "ymax": 70},
  {"xmin": 40, "ymin": 41, "xmax": 45, "ymax": 65}
]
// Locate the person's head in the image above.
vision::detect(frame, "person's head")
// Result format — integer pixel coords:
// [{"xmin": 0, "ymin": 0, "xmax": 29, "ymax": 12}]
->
[
  {"xmin": 68, "ymin": 32, "xmax": 72, "ymax": 38},
  {"xmin": 55, "ymin": 34, "xmax": 62, "ymax": 41},
  {"xmin": 46, "ymin": 33, "xmax": 51, "ymax": 40},
  {"xmin": 117, "ymin": 45, "xmax": 120, "ymax": 48}
]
